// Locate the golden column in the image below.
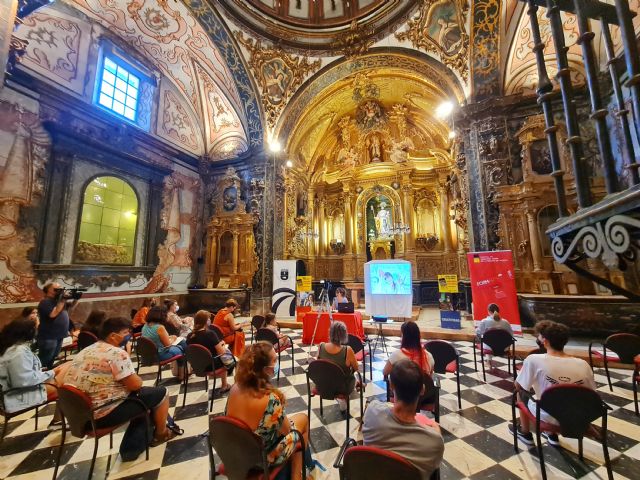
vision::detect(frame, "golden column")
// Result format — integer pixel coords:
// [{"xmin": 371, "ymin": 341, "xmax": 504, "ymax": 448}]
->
[
  {"xmin": 344, "ymin": 190, "xmax": 354, "ymax": 254},
  {"xmin": 307, "ymin": 189, "xmax": 315, "ymax": 257},
  {"xmin": 317, "ymin": 190, "xmax": 326, "ymax": 256},
  {"xmin": 439, "ymin": 183, "xmax": 453, "ymax": 253},
  {"xmin": 401, "ymin": 184, "xmax": 415, "ymax": 251},
  {"xmin": 232, "ymin": 232, "xmax": 239, "ymax": 274},
  {"xmin": 526, "ymin": 210, "xmax": 544, "ymax": 272}
]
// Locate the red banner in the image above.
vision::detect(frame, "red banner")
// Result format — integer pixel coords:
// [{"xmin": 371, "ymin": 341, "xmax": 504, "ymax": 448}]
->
[{"xmin": 467, "ymin": 250, "xmax": 521, "ymax": 334}]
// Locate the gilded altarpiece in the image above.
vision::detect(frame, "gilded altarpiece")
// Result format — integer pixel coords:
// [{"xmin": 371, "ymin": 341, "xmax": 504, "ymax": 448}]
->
[{"xmin": 205, "ymin": 167, "xmax": 258, "ymax": 288}]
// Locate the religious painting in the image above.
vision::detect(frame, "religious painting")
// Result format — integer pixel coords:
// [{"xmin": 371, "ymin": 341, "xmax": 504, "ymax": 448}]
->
[
  {"xmin": 356, "ymin": 100, "xmax": 385, "ymax": 131},
  {"xmin": 425, "ymin": 1, "xmax": 463, "ymax": 56},
  {"xmin": 262, "ymin": 58, "xmax": 292, "ymax": 106},
  {"xmin": 530, "ymin": 140, "xmax": 553, "ymax": 175},
  {"xmin": 223, "ymin": 185, "xmax": 238, "ymax": 211},
  {"xmin": 366, "ymin": 195, "xmax": 393, "ymax": 240}
]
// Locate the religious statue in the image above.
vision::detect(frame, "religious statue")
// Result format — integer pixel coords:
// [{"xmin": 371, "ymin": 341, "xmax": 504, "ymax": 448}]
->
[
  {"xmin": 373, "ymin": 201, "xmax": 392, "ymax": 237},
  {"xmin": 356, "ymin": 99, "xmax": 385, "ymax": 130},
  {"xmin": 367, "ymin": 134, "xmax": 382, "ymax": 162},
  {"xmin": 388, "ymin": 137, "xmax": 414, "ymax": 163}
]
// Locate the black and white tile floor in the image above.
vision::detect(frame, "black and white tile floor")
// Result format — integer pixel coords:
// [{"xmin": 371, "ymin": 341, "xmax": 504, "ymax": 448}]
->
[{"xmin": 1, "ymin": 329, "xmax": 639, "ymax": 479}]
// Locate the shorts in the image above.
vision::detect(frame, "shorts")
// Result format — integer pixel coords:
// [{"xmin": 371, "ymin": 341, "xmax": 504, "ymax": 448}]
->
[{"xmin": 96, "ymin": 386, "xmax": 167, "ymax": 429}]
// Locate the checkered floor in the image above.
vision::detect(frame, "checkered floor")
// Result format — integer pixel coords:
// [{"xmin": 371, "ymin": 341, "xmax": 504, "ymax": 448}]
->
[{"xmin": 1, "ymin": 329, "xmax": 639, "ymax": 480}]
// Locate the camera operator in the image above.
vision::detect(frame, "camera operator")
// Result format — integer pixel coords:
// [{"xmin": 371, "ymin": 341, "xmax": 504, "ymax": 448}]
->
[{"xmin": 37, "ymin": 282, "xmax": 79, "ymax": 369}]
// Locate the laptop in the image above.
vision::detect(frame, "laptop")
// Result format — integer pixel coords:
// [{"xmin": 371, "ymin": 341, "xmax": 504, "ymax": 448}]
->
[{"xmin": 337, "ymin": 302, "xmax": 355, "ymax": 313}]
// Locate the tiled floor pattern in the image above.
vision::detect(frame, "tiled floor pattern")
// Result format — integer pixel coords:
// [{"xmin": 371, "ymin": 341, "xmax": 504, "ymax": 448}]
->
[{"xmin": 1, "ymin": 329, "xmax": 639, "ymax": 480}]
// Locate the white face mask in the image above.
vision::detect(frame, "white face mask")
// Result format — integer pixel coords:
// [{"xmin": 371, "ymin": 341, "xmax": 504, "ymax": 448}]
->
[{"xmin": 175, "ymin": 305, "xmax": 179, "ymax": 313}]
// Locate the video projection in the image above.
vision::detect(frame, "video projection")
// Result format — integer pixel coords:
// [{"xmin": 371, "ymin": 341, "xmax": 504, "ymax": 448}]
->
[{"xmin": 369, "ymin": 263, "xmax": 412, "ymax": 295}]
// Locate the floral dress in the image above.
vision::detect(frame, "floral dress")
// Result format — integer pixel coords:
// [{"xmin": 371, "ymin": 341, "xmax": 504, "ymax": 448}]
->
[{"xmin": 256, "ymin": 392, "xmax": 301, "ymax": 465}]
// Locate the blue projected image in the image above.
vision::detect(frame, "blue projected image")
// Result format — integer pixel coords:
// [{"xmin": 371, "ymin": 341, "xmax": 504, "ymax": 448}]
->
[{"xmin": 370, "ymin": 263, "xmax": 412, "ymax": 295}]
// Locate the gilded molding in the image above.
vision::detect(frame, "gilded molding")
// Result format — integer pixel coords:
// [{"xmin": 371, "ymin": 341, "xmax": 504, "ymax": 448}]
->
[{"xmin": 330, "ymin": 20, "xmax": 375, "ymax": 59}]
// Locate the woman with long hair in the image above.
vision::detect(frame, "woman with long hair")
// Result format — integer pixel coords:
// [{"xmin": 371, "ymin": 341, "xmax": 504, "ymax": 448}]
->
[
  {"xmin": 132, "ymin": 297, "xmax": 157, "ymax": 333},
  {"xmin": 164, "ymin": 299, "xmax": 193, "ymax": 338},
  {"xmin": 141, "ymin": 306, "xmax": 186, "ymax": 380},
  {"xmin": 213, "ymin": 298, "xmax": 246, "ymax": 357},
  {"xmin": 226, "ymin": 342, "xmax": 311, "ymax": 480},
  {"xmin": 383, "ymin": 321, "xmax": 434, "ymax": 377}
]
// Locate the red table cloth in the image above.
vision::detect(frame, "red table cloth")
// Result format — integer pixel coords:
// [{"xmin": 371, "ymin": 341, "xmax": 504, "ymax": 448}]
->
[{"xmin": 302, "ymin": 311, "xmax": 364, "ymax": 344}]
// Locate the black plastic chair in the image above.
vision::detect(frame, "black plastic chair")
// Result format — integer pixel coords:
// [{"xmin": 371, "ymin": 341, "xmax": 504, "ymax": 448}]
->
[
  {"xmin": 385, "ymin": 371, "xmax": 441, "ymax": 422},
  {"xmin": 511, "ymin": 385, "xmax": 613, "ymax": 480},
  {"xmin": 633, "ymin": 356, "xmax": 639, "ymax": 415},
  {"xmin": 77, "ymin": 330, "xmax": 98, "ymax": 351},
  {"xmin": 426, "ymin": 340, "xmax": 461, "ymax": 409},
  {"xmin": 183, "ymin": 344, "xmax": 231, "ymax": 413},
  {"xmin": 52, "ymin": 384, "xmax": 150, "ymax": 480},
  {"xmin": 0, "ymin": 384, "xmax": 57, "ymax": 445},
  {"xmin": 209, "ymin": 415, "xmax": 306, "ymax": 480},
  {"xmin": 588, "ymin": 333, "xmax": 640, "ymax": 391},
  {"xmin": 473, "ymin": 328, "xmax": 516, "ymax": 382},
  {"xmin": 306, "ymin": 359, "xmax": 363, "ymax": 437},
  {"xmin": 136, "ymin": 336, "xmax": 184, "ymax": 385},
  {"xmin": 334, "ymin": 438, "xmax": 440, "ymax": 480},
  {"xmin": 347, "ymin": 334, "xmax": 373, "ymax": 382},
  {"xmin": 250, "ymin": 315, "xmax": 265, "ymax": 344},
  {"xmin": 256, "ymin": 328, "xmax": 294, "ymax": 382}
]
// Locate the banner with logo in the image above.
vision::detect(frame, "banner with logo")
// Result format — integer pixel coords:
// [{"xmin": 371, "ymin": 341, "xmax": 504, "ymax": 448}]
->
[
  {"xmin": 437, "ymin": 274, "xmax": 459, "ymax": 293},
  {"xmin": 272, "ymin": 260, "xmax": 297, "ymax": 318},
  {"xmin": 467, "ymin": 251, "xmax": 521, "ymax": 334}
]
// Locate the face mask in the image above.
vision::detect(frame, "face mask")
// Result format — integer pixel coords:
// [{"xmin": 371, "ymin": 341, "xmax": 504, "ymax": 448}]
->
[
  {"xmin": 267, "ymin": 363, "xmax": 280, "ymax": 379},
  {"xmin": 175, "ymin": 305, "xmax": 180, "ymax": 313},
  {"xmin": 536, "ymin": 339, "xmax": 544, "ymax": 349}
]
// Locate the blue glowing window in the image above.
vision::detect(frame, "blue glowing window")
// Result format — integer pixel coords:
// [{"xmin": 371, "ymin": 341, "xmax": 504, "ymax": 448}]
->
[{"xmin": 97, "ymin": 57, "xmax": 140, "ymax": 121}]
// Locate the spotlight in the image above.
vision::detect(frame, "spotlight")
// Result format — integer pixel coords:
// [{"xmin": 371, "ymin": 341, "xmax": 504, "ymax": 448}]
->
[
  {"xmin": 269, "ymin": 140, "xmax": 281, "ymax": 153},
  {"xmin": 436, "ymin": 101, "xmax": 454, "ymax": 119},
  {"xmin": 285, "ymin": 160, "xmax": 293, "ymax": 168},
  {"xmin": 448, "ymin": 131, "xmax": 456, "ymax": 140}
]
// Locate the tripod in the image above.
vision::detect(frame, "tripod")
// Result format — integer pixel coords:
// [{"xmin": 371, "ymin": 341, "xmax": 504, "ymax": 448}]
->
[{"xmin": 306, "ymin": 286, "xmax": 334, "ymax": 363}]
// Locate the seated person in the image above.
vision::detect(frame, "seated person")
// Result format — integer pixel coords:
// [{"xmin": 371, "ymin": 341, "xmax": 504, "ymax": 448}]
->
[
  {"xmin": 64, "ymin": 316, "xmax": 175, "ymax": 446},
  {"xmin": 0, "ymin": 318, "xmax": 68, "ymax": 427},
  {"xmin": 363, "ymin": 360, "xmax": 444, "ymax": 480},
  {"xmin": 226, "ymin": 342, "xmax": 311, "ymax": 480},
  {"xmin": 213, "ymin": 299, "xmax": 246, "ymax": 357},
  {"xmin": 317, "ymin": 321, "xmax": 359, "ymax": 412},
  {"xmin": 383, "ymin": 321, "xmax": 434, "ymax": 377},
  {"xmin": 511, "ymin": 320, "xmax": 596, "ymax": 447},
  {"xmin": 331, "ymin": 287, "xmax": 349, "ymax": 311},
  {"xmin": 164, "ymin": 299, "xmax": 193, "ymax": 338},
  {"xmin": 261, "ymin": 313, "xmax": 292, "ymax": 350},
  {"xmin": 21, "ymin": 306, "xmax": 39, "ymax": 322},
  {"xmin": 141, "ymin": 307, "xmax": 186, "ymax": 381},
  {"xmin": 132, "ymin": 297, "xmax": 157, "ymax": 333},
  {"xmin": 476, "ymin": 303, "xmax": 514, "ymax": 365},
  {"xmin": 80, "ymin": 310, "xmax": 106, "ymax": 338},
  {"xmin": 186, "ymin": 310, "xmax": 234, "ymax": 393}
]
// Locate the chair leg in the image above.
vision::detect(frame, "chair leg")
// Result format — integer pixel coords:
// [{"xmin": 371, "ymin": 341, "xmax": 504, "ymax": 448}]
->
[
  {"xmin": 156, "ymin": 365, "xmax": 162, "ymax": 386},
  {"xmin": 602, "ymin": 413, "xmax": 614, "ymax": 480},
  {"xmin": 52, "ymin": 418, "xmax": 67, "ymax": 480},
  {"xmin": 604, "ymin": 354, "xmax": 613, "ymax": 391},
  {"xmin": 182, "ymin": 372, "xmax": 189, "ymax": 408},
  {"xmin": 368, "ymin": 343, "xmax": 373, "ymax": 380},
  {"xmin": 345, "ymin": 396, "xmax": 350, "ymax": 438},
  {"xmin": 88, "ymin": 436, "xmax": 99, "ymax": 479},
  {"xmin": 456, "ymin": 369, "xmax": 461, "ymax": 410},
  {"xmin": 481, "ymin": 349, "xmax": 486, "ymax": 382},
  {"xmin": 511, "ymin": 394, "xmax": 518, "ymax": 453},
  {"xmin": 143, "ymin": 413, "xmax": 150, "ymax": 461},
  {"xmin": 633, "ymin": 370, "xmax": 639, "ymax": 416},
  {"xmin": 319, "ymin": 397, "xmax": 323, "ymax": 417},
  {"xmin": 210, "ymin": 376, "xmax": 217, "ymax": 413},
  {"xmin": 536, "ymin": 427, "xmax": 547, "ymax": 480},
  {"xmin": 110, "ymin": 430, "xmax": 113, "ymax": 449},
  {"xmin": 35, "ymin": 406, "xmax": 39, "ymax": 431},
  {"xmin": 1, "ymin": 415, "xmax": 9, "ymax": 445},
  {"xmin": 277, "ymin": 349, "xmax": 281, "ymax": 382},
  {"xmin": 291, "ymin": 345, "xmax": 295, "ymax": 377},
  {"xmin": 473, "ymin": 342, "xmax": 477, "ymax": 372}
]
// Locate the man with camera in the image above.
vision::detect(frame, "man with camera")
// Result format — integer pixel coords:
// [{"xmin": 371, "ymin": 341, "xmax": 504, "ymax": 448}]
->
[{"xmin": 37, "ymin": 282, "xmax": 80, "ymax": 369}]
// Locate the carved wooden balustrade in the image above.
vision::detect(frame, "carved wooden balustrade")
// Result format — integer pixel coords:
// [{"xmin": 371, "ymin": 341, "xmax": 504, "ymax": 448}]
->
[{"xmin": 521, "ymin": 0, "xmax": 640, "ymax": 300}]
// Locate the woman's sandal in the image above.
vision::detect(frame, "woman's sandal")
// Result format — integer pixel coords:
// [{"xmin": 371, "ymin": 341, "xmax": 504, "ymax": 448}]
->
[
  {"xmin": 151, "ymin": 428, "xmax": 178, "ymax": 447},
  {"xmin": 219, "ymin": 385, "xmax": 232, "ymax": 394}
]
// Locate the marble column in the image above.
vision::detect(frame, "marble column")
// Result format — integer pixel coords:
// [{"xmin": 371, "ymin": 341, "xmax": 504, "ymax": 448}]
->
[
  {"xmin": 526, "ymin": 211, "xmax": 543, "ymax": 272},
  {"xmin": 439, "ymin": 184, "xmax": 453, "ymax": 253}
]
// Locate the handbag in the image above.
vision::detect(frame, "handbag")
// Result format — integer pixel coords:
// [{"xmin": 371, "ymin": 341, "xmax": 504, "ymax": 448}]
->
[{"xmin": 220, "ymin": 350, "xmax": 236, "ymax": 368}]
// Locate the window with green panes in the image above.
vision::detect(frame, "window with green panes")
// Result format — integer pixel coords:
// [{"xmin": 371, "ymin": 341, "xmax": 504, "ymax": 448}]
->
[
  {"xmin": 76, "ymin": 176, "xmax": 138, "ymax": 265},
  {"xmin": 97, "ymin": 56, "xmax": 140, "ymax": 121}
]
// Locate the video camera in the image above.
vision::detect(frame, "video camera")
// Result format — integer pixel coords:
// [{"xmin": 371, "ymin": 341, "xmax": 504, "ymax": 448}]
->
[{"xmin": 54, "ymin": 287, "xmax": 87, "ymax": 302}]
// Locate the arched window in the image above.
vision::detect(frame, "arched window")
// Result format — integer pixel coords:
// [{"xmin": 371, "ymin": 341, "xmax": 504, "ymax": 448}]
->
[
  {"xmin": 76, "ymin": 176, "xmax": 138, "ymax": 265},
  {"xmin": 538, "ymin": 205, "xmax": 559, "ymax": 257}
]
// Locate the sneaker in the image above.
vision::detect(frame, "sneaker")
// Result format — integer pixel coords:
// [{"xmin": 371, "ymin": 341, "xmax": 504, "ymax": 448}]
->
[
  {"xmin": 541, "ymin": 431, "xmax": 560, "ymax": 447},
  {"xmin": 47, "ymin": 419, "xmax": 63, "ymax": 431},
  {"xmin": 508, "ymin": 423, "xmax": 534, "ymax": 446},
  {"xmin": 336, "ymin": 397, "xmax": 348, "ymax": 412}
]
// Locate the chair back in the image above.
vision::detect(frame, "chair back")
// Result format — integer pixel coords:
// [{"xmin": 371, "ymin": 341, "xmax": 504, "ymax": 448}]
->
[
  {"xmin": 210, "ymin": 415, "xmax": 266, "ymax": 479},
  {"xmin": 425, "ymin": 340, "xmax": 457, "ymax": 374},
  {"xmin": 539, "ymin": 385, "xmax": 606, "ymax": 438},
  {"xmin": 482, "ymin": 329, "xmax": 514, "ymax": 356},
  {"xmin": 419, "ymin": 372, "xmax": 439, "ymax": 406},
  {"xmin": 605, "ymin": 333, "xmax": 640, "ymax": 363},
  {"xmin": 252, "ymin": 315, "xmax": 266, "ymax": 331},
  {"xmin": 77, "ymin": 331, "xmax": 98, "ymax": 351},
  {"xmin": 57, "ymin": 385, "xmax": 94, "ymax": 438},
  {"xmin": 256, "ymin": 328, "xmax": 279, "ymax": 345},
  {"xmin": 185, "ymin": 344, "xmax": 214, "ymax": 377},
  {"xmin": 136, "ymin": 336, "xmax": 160, "ymax": 366},
  {"xmin": 209, "ymin": 324, "xmax": 225, "ymax": 340},
  {"xmin": 346, "ymin": 334, "xmax": 364, "ymax": 355},
  {"xmin": 308, "ymin": 359, "xmax": 352, "ymax": 399},
  {"xmin": 342, "ymin": 446, "xmax": 422, "ymax": 480}
]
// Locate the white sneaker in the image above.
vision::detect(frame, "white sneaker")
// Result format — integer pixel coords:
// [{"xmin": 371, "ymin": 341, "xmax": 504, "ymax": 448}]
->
[{"xmin": 336, "ymin": 398, "xmax": 348, "ymax": 412}]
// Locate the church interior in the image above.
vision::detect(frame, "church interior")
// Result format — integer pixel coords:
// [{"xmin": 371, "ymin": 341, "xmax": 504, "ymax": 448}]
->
[{"xmin": 1, "ymin": 0, "xmax": 640, "ymax": 479}]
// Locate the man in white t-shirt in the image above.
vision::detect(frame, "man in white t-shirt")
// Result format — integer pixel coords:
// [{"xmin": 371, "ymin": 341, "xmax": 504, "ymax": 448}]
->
[{"xmin": 510, "ymin": 320, "xmax": 596, "ymax": 447}]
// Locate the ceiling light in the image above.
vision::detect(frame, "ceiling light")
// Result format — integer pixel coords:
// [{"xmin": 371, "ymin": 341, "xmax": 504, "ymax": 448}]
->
[
  {"xmin": 436, "ymin": 101, "xmax": 454, "ymax": 119},
  {"xmin": 269, "ymin": 140, "xmax": 281, "ymax": 153},
  {"xmin": 448, "ymin": 131, "xmax": 456, "ymax": 139},
  {"xmin": 286, "ymin": 160, "xmax": 293, "ymax": 168}
]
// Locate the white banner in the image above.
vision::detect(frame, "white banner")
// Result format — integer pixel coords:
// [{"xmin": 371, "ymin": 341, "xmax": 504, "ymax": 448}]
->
[{"xmin": 271, "ymin": 260, "xmax": 297, "ymax": 318}]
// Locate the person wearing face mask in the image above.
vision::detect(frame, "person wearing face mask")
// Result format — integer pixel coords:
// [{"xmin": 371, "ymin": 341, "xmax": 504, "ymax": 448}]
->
[
  {"xmin": 164, "ymin": 299, "xmax": 193, "ymax": 338},
  {"xmin": 226, "ymin": 342, "xmax": 314, "ymax": 480},
  {"xmin": 64, "ymin": 316, "xmax": 175, "ymax": 446}
]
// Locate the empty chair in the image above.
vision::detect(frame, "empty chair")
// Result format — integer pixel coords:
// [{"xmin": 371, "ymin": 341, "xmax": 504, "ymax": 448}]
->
[
  {"xmin": 183, "ymin": 344, "xmax": 230, "ymax": 412},
  {"xmin": 425, "ymin": 340, "xmax": 461, "ymax": 409},
  {"xmin": 256, "ymin": 328, "xmax": 294, "ymax": 381},
  {"xmin": 347, "ymin": 334, "xmax": 372, "ymax": 382},
  {"xmin": 473, "ymin": 328, "xmax": 516, "ymax": 382},
  {"xmin": 511, "ymin": 385, "xmax": 613, "ymax": 480},
  {"xmin": 77, "ymin": 330, "xmax": 98, "ymax": 351},
  {"xmin": 136, "ymin": 336, "xmax": 183, "ymax": 385},
  {"xmin": 588, "ymin": 333, "xmax": 640, "ymax": 391}
]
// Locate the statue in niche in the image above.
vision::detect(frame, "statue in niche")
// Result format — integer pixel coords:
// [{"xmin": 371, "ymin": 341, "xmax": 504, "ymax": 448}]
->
[
  {"xmin": 296, "ymin": 190, "xmax": 307, "ymax": 217},
  {"xmin": 367, "ymin": 133, "xmax": 383, "ymax": 162},
  {"xmin": 375, "ymin": 201, "xmax": 392, "ymax": 236},
  {"xmin": 367, "ymin": 195, "xmax": 393, "ymax": 239}
]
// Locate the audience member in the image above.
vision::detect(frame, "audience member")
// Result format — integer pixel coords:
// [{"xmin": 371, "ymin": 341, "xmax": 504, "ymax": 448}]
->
[
  {"xmin": 142, "ymin": 307, "xmax": 186, "ymax": 380},
  {"xmin": 80, "ymin": 310, "xmax": 106, "ymax": 338},
  {"xmin": 0, "ymin": 318, "xmax": 68, "ymax": 427},
  {"xmin": 510, "ymin": 321, "xmax": 596, "ymax": 447},
  {"xmin": 262, "ymin": 313, "xmax": 292, "ymax": 350},
  {"xmin": 362, "ymin": 360, "xmax": 444, "ymax": 480},
  {"xmin": 36, "ymin": 282, "xmax": 78, "ymax": 369},
  {"xmin": 226, "ymin": 342, "xmax": 311, "ymax": 480},
  {"xmin": 213, "ymin": 299, "xmax": 246, "ymax": 357},
  {"xmin": 164, "ymin": 299, "xmax": 193, "ymax": 338},
  {"xmin": 331, "ymin": 287, "xmax": 349, "ymax": 311},
  {"xmin": 476, "ymin": 303, "xmax": 514, "ymax": 366},
  {"xmin": 21, "ymin": 307, "xmax": 39, "ymax": 322},
  {"xmin": 317, "ymin": 321, "xmax": 358, "ymax": 412},
  {"xmin": 186, "ymin": 310, "xmax": 234, "ymax": 392},
  {"xmin": 383, "ymin": 321, "xmax": 434, "ymax": 377},
  {"xmin": 132, "ymin": 298, "xmax": 157, "ymax": 333},
  {"xmin": 64, "ymin": 316, "xmax": 175, "ymax": 447}
]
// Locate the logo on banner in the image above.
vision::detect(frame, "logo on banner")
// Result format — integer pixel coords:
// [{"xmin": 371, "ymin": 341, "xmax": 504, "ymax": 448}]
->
[{"xmin": 280, "ymin": 269, "xmax": 289, "ymax": 280}]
